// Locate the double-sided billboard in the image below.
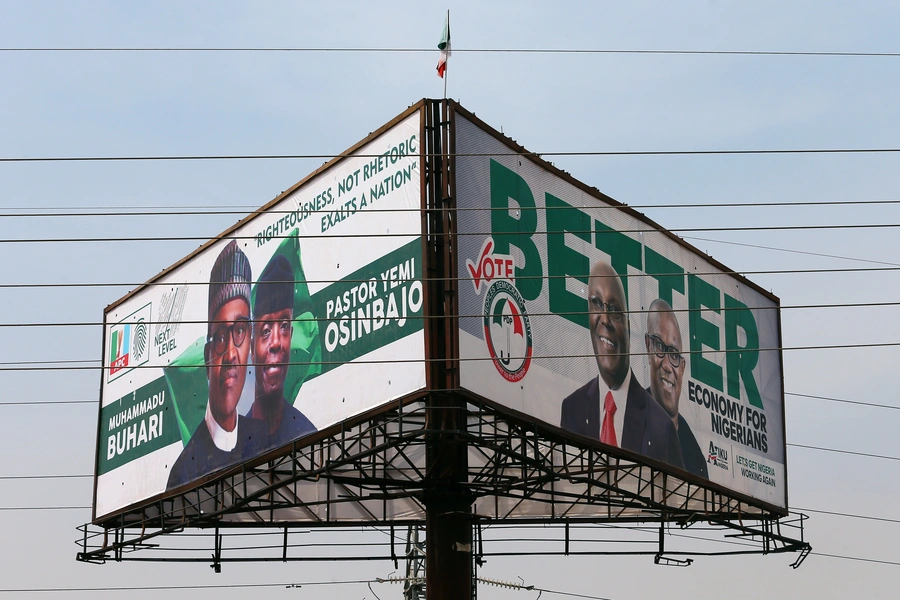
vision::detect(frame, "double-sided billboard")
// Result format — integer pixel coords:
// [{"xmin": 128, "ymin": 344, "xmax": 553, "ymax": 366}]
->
[
  {"xmin": 95, "ymin": 110, "xmax": 425, "ymax": 519},
  {"xmin": 455, "ymin": 112, "xmax": 787, "ymax": 510}
]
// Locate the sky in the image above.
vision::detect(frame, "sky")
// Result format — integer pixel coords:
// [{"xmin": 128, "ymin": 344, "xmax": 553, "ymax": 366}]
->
[{"xmin": 1, "ymin": 1, "xmax": 899, "ymax": 598}]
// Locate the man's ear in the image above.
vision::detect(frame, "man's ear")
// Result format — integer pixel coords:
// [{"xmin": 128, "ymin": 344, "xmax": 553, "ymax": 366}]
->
[{"xmin": 644, "ymin": 333, "xmax": 651, "ymax": 353}]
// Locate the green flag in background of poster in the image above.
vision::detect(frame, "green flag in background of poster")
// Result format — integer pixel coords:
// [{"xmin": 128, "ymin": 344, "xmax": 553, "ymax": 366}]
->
[{"xmin": 164, "ymin": 229, "xmax": 321, "ymax": 447}]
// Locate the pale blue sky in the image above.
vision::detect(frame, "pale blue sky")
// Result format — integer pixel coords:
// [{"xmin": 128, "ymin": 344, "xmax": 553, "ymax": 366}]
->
[{"xmin": 1, "ymin": 2, "xmax": 899, "ymax": 598}]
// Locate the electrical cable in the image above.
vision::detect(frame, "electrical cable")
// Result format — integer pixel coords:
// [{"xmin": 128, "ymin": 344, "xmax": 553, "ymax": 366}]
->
[
  {"xmin": 0, "ymin": 340, "xmax": 896, "ymax": 373},
  {"xmin": 788, "ymin": 443, "xmax": 900, "ymax": 462},
  {"xmin": 680, "ymin": 236, "xmax": 900, "ymax": 267},
  {"xmin": 785, "ymin": 392, "xmax": 900, "ymax": 411},
  {"xmin": 4, "ymin": 147, "xmax": 900, "ymax": 163},
  {"xmin": 791, "ymin": 507, "xmax": 900, "ymax": 525},
  {"xmin": 1, "ymin": 221, "xmax": 899, "ymax": 244},
  {"xmin": 1, "ymin": 265, "xmax": 898, "ymax": 292},
  {"xmin": 3, "ymin": 198, "xmax": 900, "ymax": 217},
  {"xmin": 0, "ymin": 578, "xmax": 374, "ymax": 594},
  {"xmin": 2, "ymin": 46, "xmax": 900, "ymax": 58},
  {"xmin": 2, "ymin": 299, "xmax": 899, "ymax": 331}
]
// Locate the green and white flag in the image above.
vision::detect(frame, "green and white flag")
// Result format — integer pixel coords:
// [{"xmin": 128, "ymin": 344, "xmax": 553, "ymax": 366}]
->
[{"xmin": 436, "ymin": 12, "xmax": 451, "ymax": 78}]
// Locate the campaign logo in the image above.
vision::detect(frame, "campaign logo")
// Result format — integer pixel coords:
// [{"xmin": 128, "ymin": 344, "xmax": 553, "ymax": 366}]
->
[
  {"xmin": 707, "ymin": 441, "xmax": 729, "ymax": 471},
  {"xmin": 470, "ymin": 237, "xmax": 533, "ymax": 382},
  {"xmin": 466, "ymin": 237, "xmax": 514, "ymax": 295},
  {"xmin": 108, "ymin": 303, "xmax": 152, "ymax": 382},
  {"xmin": 482, "ymin": 281, "xmax": 533, "ymax": 383}
]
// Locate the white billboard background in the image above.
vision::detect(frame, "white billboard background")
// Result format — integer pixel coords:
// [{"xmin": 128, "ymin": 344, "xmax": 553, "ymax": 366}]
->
[
  {"xmin": 455, "ymin": 114, "xmax": 786, "ymax": 510},
  {"xmin": 95, "ymin": 112, "xmax": 425, "ymax": 518}
]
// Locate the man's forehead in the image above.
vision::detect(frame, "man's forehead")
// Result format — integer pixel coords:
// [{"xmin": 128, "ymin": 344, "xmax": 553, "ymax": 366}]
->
[
  {"xmin": 589, "ymin": 271, "xmax": 624, "ymax": 300},
  {"xmin": 656, "ymin": 312, "xmax": 682, "ymax": 344},
  {"xmin": 255, "ymin": 307, "xmax": 293, "ymax": 321}
]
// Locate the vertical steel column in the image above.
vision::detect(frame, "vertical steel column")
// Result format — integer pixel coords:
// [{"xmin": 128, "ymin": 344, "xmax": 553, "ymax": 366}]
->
[{"xmin": 423, "ymin": 98, "xmax": 472, "ymax": 600}]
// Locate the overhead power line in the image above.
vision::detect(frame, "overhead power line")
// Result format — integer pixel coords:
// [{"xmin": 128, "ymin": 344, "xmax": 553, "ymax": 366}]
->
[
  {"xmin": 788, "ymin": 443, "xmax": 900, "ymax": 462},
  {"xmin": 785, "ymin": 392, "xmax": 900, "ymax": 411},
  {"xmin": 682, "ymin": 236, "xmax": 900, "ymax": 267},
  {"xmin": 5, "ymin": 198, "xmax": 900, "ymax": 214},
  {"xmin": 1, "ymin": 222, "xmax": 899, "ymax": 244},
  {"xmin": 0, "ymin": 506, "xmax": 90, "ymax": 511},
  {"xmin": 0, "ymin": 474, "xmax": 90, "ymax": 480},
  {"xmin": 2, "ymin": 46, "xmax": 900, "ymax": 58},
  {"xmin": 0, "ymin": 578, "xmax": 373, "ymax": 594},
  {"xmin": 792, "ymin": 507, "xmax": 900, "ymax": 525},
  {"xmin": 1, "ymin": 265, "xmax": 898, "ymax": 291},
  {"xmin": 811, "ymin": 552, "xmax": 900, "ymax": 567},
  {"xmin": 4, "ymin": 147, "xmax": 900, "ymax": 163},
  {"xmin": 3, "ymin": 391, "xmax": 896, "ymax": 412},
  {"xmin": 0, "ymin": 400, "xmax": 96, "ymax": 406},
  {"xmin": 0, "ymin": 341, "xmax": 898, "ymax": 373},
  {"xmin": 2, "ymin": 299, "xmax": 900, "ymax": 334}
]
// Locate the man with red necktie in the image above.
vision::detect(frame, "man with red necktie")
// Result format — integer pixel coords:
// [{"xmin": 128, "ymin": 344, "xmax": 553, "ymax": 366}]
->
[{"xmin": 560, "ymin": 260, "xmax": 684, "ymax": 470}]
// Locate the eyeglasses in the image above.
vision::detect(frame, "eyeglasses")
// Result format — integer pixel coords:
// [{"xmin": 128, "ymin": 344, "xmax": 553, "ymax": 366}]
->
[
  {"xmin": 647, "ymin": 334, "xmax": 684, "ymax": 368},
  {"xmin": 207, "ymin": 317, "xmax": 250, "ymax": 357},
  {"xmin": 589, "ymin": 295, "xmax": 624, "ymax": 323}
]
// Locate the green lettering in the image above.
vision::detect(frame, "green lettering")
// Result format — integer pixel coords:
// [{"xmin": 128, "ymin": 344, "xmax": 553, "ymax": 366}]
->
[
  {"xmin": 688, "ymin": 274, "xmax": 723, "ymax": 391},
  {"xmin": 725, "ymin": 294, "xmax": 763, "ymax": 408},
  {"xmin": 489, "ymin": 160, "xmax": 542, "ymax": 300},
  {"xmin": 593, "ymin": 220, "xmax": 641, "ymax": 304},
  {"xmin": 546, "ymin": 193, "xmax": 590, "ymax": 328},
  {"xmin": 645, "ymin": 246, "xmax": 685, "ymax": 306}
]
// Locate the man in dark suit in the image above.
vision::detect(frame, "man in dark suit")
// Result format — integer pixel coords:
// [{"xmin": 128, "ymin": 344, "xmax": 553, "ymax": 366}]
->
[
  {"xmin": 167, "ymin": 241, "xmax": 266, "ymax": 490},
  {"xmin": 645, "ymin": 299, "xmax": 708, "ymax": 479},
  {"xmin": 560, "ymin": 261, "xmax": 683, "ymax": 469},
  {"xmin": 247, "ymin": 254, "xmax": 316, "ymax": 450}
]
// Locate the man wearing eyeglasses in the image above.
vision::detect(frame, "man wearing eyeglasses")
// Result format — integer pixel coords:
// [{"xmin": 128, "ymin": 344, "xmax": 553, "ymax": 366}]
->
[
  {"xmin": 560, "ymin": 261, "xmax": 683, "ymax": 469},
  {"xmin": 247, "ymin": 254, "xmax": 316, "ymax": 450},
  {"xmin": 167, "ymin": 241, "xmax": 266, "ymax": 491},
  {"xmin": 645, "ymin": 299, "xmax": 708, "ymax": 479}
]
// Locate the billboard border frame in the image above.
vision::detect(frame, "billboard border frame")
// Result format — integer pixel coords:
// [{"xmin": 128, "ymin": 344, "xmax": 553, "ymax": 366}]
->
[
  {"xmin": 92, "ymin": 99, "xmax": 432, "ymax": 524},
  {"xmin": 448, "ymin": 100, "xmax": 789, "ymax": 516}
]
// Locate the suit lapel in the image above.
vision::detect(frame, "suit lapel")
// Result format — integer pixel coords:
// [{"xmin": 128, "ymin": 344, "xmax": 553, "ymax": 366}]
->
[{"xmin": 621, "ymin": 372, "xmax": 645, "ymax": 450}]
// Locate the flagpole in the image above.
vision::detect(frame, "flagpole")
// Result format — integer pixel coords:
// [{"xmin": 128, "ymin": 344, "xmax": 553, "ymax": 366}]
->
[{"xmin": 443, "ymin": 10, "xmax": 449, "ymax": 99}]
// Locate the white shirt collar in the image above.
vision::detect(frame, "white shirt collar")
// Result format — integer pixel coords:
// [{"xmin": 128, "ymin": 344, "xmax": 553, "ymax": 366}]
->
[
  {"xmin": 598, "ymin": 371, "xmax": 631, "ymax": 447},
  {"xmin": 205, "ymin": 403, "xmax": 238, "ymax": 452}
]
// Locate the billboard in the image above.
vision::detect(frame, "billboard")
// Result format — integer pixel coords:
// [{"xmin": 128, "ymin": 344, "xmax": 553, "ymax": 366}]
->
[
  {"xmin": 454, "ymin": 111, "xmax": 787, "ymax": 510},
  {"xmin": 94, "ymin": 110, "xmax": 425, "ymax": 519}
]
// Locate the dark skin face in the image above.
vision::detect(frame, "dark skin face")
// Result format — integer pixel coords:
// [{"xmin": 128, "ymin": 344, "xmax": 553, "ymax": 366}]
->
[
  {"xmin": 206, "ymin": 298, "xmax": 251, "ymax": 432},
  {"xmin": 253, "ymin": 307, "xmax": 293, "ymax": 410},
  {"xmin": 588, "ymin": 262, "xmax": 630, "ymax": 390},
  {"xmin": 646, "ymin": 306, "xmax": 685, "ymax": 425}
]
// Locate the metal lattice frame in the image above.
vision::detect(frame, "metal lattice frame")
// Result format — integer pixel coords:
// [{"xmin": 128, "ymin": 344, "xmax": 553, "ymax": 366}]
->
[{"xmin": 77, "ymin": 395, "xmax": 809, "ymax": 566}]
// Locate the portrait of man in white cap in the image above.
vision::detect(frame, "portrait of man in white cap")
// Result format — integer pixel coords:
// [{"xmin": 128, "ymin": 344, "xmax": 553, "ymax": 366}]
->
[{"xmin": 167, "ymin": 241, "xmax": 266, "ymax": 490}]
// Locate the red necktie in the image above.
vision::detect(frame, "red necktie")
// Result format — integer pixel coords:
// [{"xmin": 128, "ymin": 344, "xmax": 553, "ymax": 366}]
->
[{"xmin": 600, "ymin": 391, "xmax": 618, "ymax": 447}]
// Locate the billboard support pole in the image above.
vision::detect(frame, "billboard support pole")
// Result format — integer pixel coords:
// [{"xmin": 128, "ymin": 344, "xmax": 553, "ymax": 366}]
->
[{"xmin": 423, "ymin": 99, "xmax": 472, "ymax": 600}]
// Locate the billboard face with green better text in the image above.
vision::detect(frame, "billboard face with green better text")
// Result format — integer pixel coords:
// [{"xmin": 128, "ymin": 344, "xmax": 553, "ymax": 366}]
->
[
  {"xmin": 95, "ymin": 112, "xmax": 424, "ymax": 519},
  {"xmin": 455, "ymin": 113, "xmax": 787, "ymax": 510}
]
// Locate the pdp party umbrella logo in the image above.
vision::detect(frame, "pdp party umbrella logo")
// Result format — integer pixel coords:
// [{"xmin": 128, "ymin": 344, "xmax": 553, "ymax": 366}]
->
[{"xmin": 482, "ymin": 280, "xmax": 533, "ymax": 382}]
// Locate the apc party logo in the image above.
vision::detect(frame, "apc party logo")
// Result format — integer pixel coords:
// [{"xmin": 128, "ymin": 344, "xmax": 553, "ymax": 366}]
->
[
  {"xmin": 107, "ymin": 303, "xmax": 152, "ymax": 382},
  {"xmin": 467, "ymin": 238, "xmax": 533, "ymax": 383}
]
